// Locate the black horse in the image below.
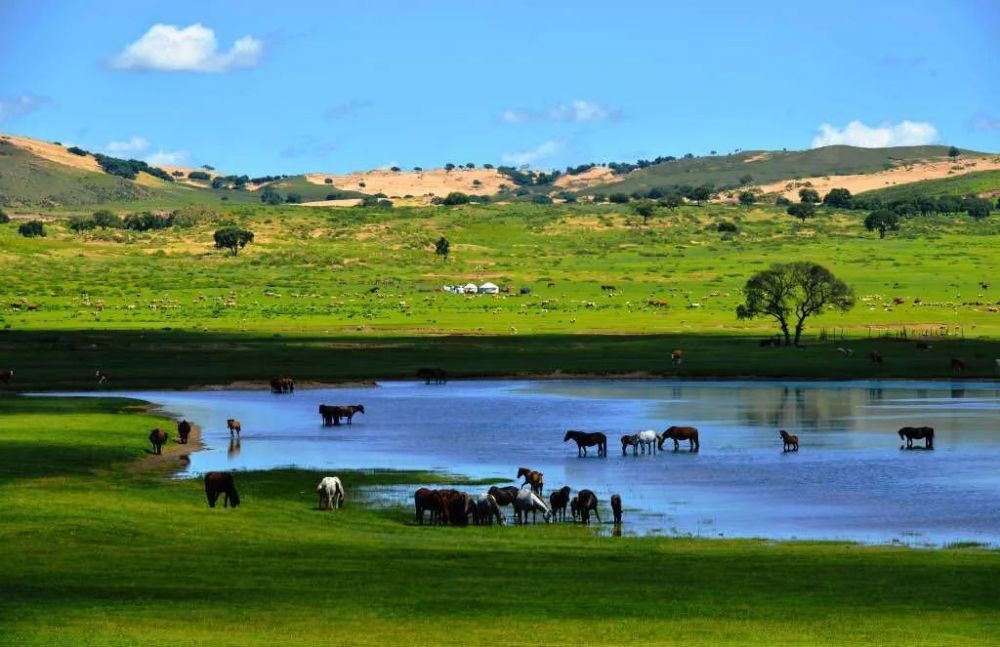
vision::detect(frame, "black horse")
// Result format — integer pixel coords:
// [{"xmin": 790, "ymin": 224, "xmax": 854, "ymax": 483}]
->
[
  {"xmin": 417, "ymin": 367, "xmax": 448, "ymax": 384},
  {"xmin": 563, "ymin": 430, "xmax": 607, "ymax": 457},
  {"xmin": 204, "ymin": 472, "xmax": 241, "ymax": 508},
  {"xmin": 899, "ymin": 426, "xmax": 934, "ymax": 450}
]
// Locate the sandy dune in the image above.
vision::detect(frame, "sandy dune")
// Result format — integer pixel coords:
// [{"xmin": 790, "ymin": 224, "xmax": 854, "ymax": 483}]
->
[
  {"xmin": 553, "ymin": 166, "xmax": 616, "ymax": 190},
  {"xmin": 297, "ymin": 198, "xmax": 364, "ymax": 208},
  {"xmin": 2, "ymin": 134, "xmax": 103, "ymax": 173},
  {"xmin": 306, "ymin": 168, "xmax": 513, "ymax": 197},
  {"xmin": 757, "ymin": 157, "xmax": 1000, "ymax": 199}
]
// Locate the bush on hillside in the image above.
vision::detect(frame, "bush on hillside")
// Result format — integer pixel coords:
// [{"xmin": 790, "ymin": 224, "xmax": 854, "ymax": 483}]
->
[
  {"xmin": 68, "ymin": 216, "xmax": 97, "ymax": 232},
  {"xmin": 123, "ymin": 212, "xmax": 173, "ymax": 231},
  {"xmin": 18, "ymin": 220, "xmax": 46, "ymax": 238},
  {"xmin": 92, "ymin": 210, "xmax": 122, "ymax": 229},
  {"xmin": 67, "ymin": 146, "xmax": 88, "ymax": 156},
  {"xmin": 188, "ymin": 171, "xmax": 211, "ymax": 181},
  {"xmin": 214, "ymin": 227, "xmax": 254, "ymax": 255},
  {"xmin": 442, "ymin": 192, "xmax": 470, "ymax": 206},
  {"xmin": 260, "ymin": 188, "xmax": 283, "ymax": 205},
  {"xmin": 0, "ymin": 210, "xmax": 9, "ymax": 224}
]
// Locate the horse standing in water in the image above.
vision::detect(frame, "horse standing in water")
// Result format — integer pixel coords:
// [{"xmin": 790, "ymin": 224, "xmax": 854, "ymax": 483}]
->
[
  {"xmin": 634, "ymin": 430, "xmax": 659, "ymax": 455},
  {"xmin": 572, "ymin": 489, "xmax": 601, "ymax": 525},
  {"xmin": 516, "ymin": 467, "xmax": 544, "ymax": 496},
  {"xmin": 549, "ymin": 486, "xmax": 572, "ymax": 521},
  {"xmin": 513, "ymin": 488, "xmax": 552, "ymax": 524},
  {"xmin": 779, "ymin": 430, "xmax": 799, "ymax": 452},
  {"xmin": 610, "ymin": 494, "xmax": 623, "ymax": 525},
  {"xmin": 899, "ymin": 426, "xmax": 934, "ymax": 450},
  {"xmin": 563, "ymin": 431, "xmax": 607, "ymax": 457},
  {"xmin": 226, "ymin": 419, "xmax": 241, "ymax": 439},
  {"xmin": 659, "ymin": 426, "xmax": 700, "ymax": 452},
  {"xmin": 620, "ymin": 434, "xmax": 638, "ymax": 456}
]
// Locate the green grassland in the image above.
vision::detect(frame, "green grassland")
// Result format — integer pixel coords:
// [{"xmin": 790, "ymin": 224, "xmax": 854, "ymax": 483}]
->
[
  {"xmin": 1, "ymin": 199, "xmax": 998, "ymax": 387},
  {"xmin": 2, "ymin": 396, "xmax": 998, "ymax": 646}
]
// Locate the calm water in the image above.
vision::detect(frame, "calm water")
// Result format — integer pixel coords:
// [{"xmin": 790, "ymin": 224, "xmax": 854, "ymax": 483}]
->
[{"xmin": 58, "ymin": 380, "xmax": 1000, "ymax": 545}]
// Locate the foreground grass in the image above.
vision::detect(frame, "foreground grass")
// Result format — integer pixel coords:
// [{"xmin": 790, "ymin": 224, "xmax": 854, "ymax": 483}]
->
[{"xmin": 1, "ymin": 396, "xmax": 998, "ymax": 645}]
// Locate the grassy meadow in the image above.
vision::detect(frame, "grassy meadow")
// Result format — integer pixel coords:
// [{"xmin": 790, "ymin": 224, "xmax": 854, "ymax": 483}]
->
[{"xmin": 1, "ymin": 395, "xmax": 998, "ymax": 646}]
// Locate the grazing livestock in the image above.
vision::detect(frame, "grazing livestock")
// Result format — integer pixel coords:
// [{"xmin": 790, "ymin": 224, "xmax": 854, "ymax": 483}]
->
[
  {"xmin": 600, "ymin": 285, "xmax": 616, "ymax": 292},
  {"xmin": 671, "ymin": 350, "xmax": 683, "ymax": 364},
  {"xmin": 951, "ymin": 357, "xmax": 965, "ymax": 373},
  {"xmin": 95, "ymin": 370, "xmax": 110, "ymax": 384},
  {"xmin": 563, "ymin": 430, "xmax": 607, "ymax": 457},
  {"xmin": 226, "ymin": 418, "xmax": 241, "ymax": 438},
  {"xmin": 869, "ymin": 351, "xmax": 883, "ymax": 364},
  {"xmin": 176, "ymin": 420, "xmax": 192, "ymax": 445},
  {"xmin": 549, "ymin": 486, "xmax": 572, "ymax": 522},
  {"xmin": 474, "ymin": 494, "xmax": 506, "ymax": 526},
  {"xmin": 836, "ymin": 347, "xmax": 854, "ymax": 357},
  {"xmin": 269, "ymin": 376, "xmax": 295, "ymax": 393},
  {"xmin": 204, "ymin": 472, "xmax": 240, "ymax": 508},
  {"xmin": 148, "ymin": 428, "xmax": 168, "ymax": 455},
  {"xmin": 572, "ymin": 489, "xmax": 600, "ymax": 525},
  {"xmin": 659, "ymin": 426, "xmax": 700, "ymax": 452},
  {"xmin": 899, "ymin": 426, "xmax": 934, "ymax": 450},
  {"xmin": 647, "ymin": 299, "xmax": 669, "ymax": 307},
  {"xmin": 0, "ymin": 369, "xmax": 13, "ymax": 384},
  {"xmin": 487, "ymin": 485, "xmax": 520, "ymax": 508},
  {"xmin": 316, "ymin": 476, "xmax": 346, "ymax": 510},
  {"xmin": 620, "ymin": 434, "xmax": 639, "ymax": 456},
  {"xmin": 445, "ymin": 491, "xmax": 473, "ymax": 526},
  {"xmin": 516, "ymin": 467, "xmax": 544, "ymax": 496},
  {"xmin": 417, "ymin": 367, "xmax": 448, "ymax": 384},
  {"xmin": 779, "ymin": 430, "xmax": 799, "ymax": 452},
  {"xmin": 633, "ymin": 430, "xmax": 659, "ymax": 455},
  {"xmin": 513, "ymin": 488, "xmax": 552, "ymax": 524},
  {"xmin": 610, "ymin": 494, "xmax": 623, "ymax": 525},
  {"xmin": 414, "ymin": 488, "xmax": 448, "ymax": 525},
  {"xmin": 318, "ymin": 404, "xmax": 338, "ymax": 426}
]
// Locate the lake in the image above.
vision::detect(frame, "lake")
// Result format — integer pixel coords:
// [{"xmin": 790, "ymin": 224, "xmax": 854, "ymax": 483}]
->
[{"xmin": 61, "ymin": 379, "xmax": 1000, "ymax": 546}]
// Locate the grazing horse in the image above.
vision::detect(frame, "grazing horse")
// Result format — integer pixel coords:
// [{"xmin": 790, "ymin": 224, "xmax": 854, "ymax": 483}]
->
[
  {"xmin": 513, "ymin": 488, "xmax": 552, "ymax": 524},
  {"xmin": 226, "ymin": 418, "xmax": 241, "ymax": 438},
  {"xmin": 414, "ymin": 488, "xmax": 448, "ymax": 525},
  {"xmin": 633, "ymin": 430, "xmax": 659, "ymax": 455},
  {"xmin": 899, "ymin": 426, "xmax": 934, "ymax": 450},
  {"xmin": 671, "ymin": 350, "xmax": 683, "ymax": 365},
  {"xmin": 0, "ymin": 369, "xmax": 13, "ymax": 384},
  {"xmin": 549, "ymin": 486, "xmax": 572, "ymax": 522},
  {"xmin": 621, "ymin": 434, "xmax": 638, "ymax": 456},
  {"xmin": 148, "ymin": 428, "xmax": 168, "ymax": 455},
  {"xmin": 204, "ymin": 472, "xmax": 240, "ymax": 508},
  {"xmin": 869, "ymin": 351, "xmax": 883, "ymax": 364},
  {"xmin": 474, "ymin": 494, "xmax": 506, "ymax": 526},
  {"xmin": 316, "ymin": 476, "xmax": 346, "ymax": 510},
  {"xmin": 516, "ymin": 467, "xmax": 544, "ymax": 496},
  {"xmin": 659, "ymin": 426, "xmax": 700, "ymax": 452},
  {"xmin": 270, "ymin": 376, "xmax": 295, "ymax": 393},
  {"xmin": 951, "ymin": 357, "xmax": 965, "ymax": 373},
  {"xmin": 176, "ymin": 420, "xmax": 192, "ymax": 445},
  {"xmin": 779, "ymin": 430, "xmax": 799, "ymax": 452},
  {"xmin": 488, "ymin": 485, "xmax": 519, "ymax": 508},
  {"xmin": 572, "ymin": 489, "xmax": 601, "ymax": 525},
  {"xmin": 95, "ymin": 370, "xmax": 110, "ymax": 384},
  {"xmin": 445, "ymin": 491, "xmax": 473, "ymax": 526},
  {"xmin": 610, "ymin": 494, "xmax": 623, "ymax": 525},
  {"xmin": 417, "ymin": 367, "xmax": 448, "ymax": 384},
  {"xmin": 563, "ymin": 430, "xmax": 607, "ymax": 457}
]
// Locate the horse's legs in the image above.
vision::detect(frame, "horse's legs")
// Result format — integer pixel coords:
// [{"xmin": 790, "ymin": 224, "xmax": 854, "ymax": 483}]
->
[{"xmin": 594, "ymin": 507, "xmax": 601, "ymax": 524}]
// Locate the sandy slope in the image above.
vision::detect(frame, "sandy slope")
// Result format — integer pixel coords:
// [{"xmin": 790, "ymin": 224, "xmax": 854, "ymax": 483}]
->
[
  {"xmin": 2, "ymin": 134, "xmax": 103, "ymax": 172},
  {"xmin": 306, "ymin": 168, "xmax": 513, "ymax": 197},
  {"xmin": 553, "ymin": 166, "xmax": 616, "ymax": 190}
]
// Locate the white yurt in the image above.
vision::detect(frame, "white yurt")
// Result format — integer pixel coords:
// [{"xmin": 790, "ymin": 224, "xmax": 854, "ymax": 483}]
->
[
  {"xmin": 463, "ymin": 283, "xmax": 479, "ymax": 294},
  {"xmin": 479, "ymin": 282, "xmax": 500, "ymax": 294}
]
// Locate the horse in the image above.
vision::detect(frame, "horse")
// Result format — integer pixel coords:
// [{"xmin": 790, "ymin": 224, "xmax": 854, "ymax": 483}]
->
[
  {"xmin": 516, "ymin": 467, "xmax": 544, "ymax": 496},
  {"xmin": 0, "ymin": 369, "xmax": 13, "ymax": 384},
  {"xmin": 204, "ymin": 472, "xmax": 240, "ymax": 508},
  {"xmin": 610, "ymin": 494, "xmax": 623, "ymax": 525},
  {"xmin": 316, "ymin": 476, "xmax": 346, "ymax": 510},
  {"xmin": 445, "ymin": 491, "xmax": 473, "ymax": 526},
  {"xmin": 634, "ymin": 430, "xmax": 659, "ymax": 455},
  {"xmin": 869, "ymin": 351, "xmax": 883, "ymax": 364},
  {"xmin": 621, "ymin": 434, "xmax": 638, "ymax": 456},
  {"xmin": 951, "ymin": 357, "xmax": 965, "ymax": 373},
  {"xmin": 899, "ymin": 426, "xmax": 934, "ymax": 450},
  {"xmin": 148, "ymin": 428, "xmax": 168, "ymax": 455},
  {"xmin": 417, "ymin": 367, "xmax": 448, "ymax": 384},
  {"xmin": 659, "ymin": 426, "xmax": 700, "ymax": 452},
  {"xmin": 671, "ymin": 350, "xmax": 683, "ymax": 365},
  {"xmin": 95, "ymin": 369, "xmax": 110, "ymax": 384},
  {"xmin": 335, "ymin": 404, "xmax": 365, "ymax": 424},
  {"xmin": 513, "ymin": 488, "xmax": 552, "ymax": 524},
  {"xmin": 572, "ymin": 489, "xmax": 600, "ymax": 525},
  {"xmin": 779, "ymin": 430, "xmax": 799, "ymax": 452},
  {"xmin": 474, "ymin": 494, "xmax": 506, "ymax": 526},
  {"xmin": 269, "ymin": 376, "xmax": 295, "ymax": 393},
  {"xmin": 549, "ymin": 486, "xmax": 572, "ymax": 522},
  {"xmin": 176, "ymin": 420, "xmax": 192, "ymax": 445},
  {"xmin": 488, "ymin": 485, "xmax": 520, "ymax": 508},
  {"xmin": 563, "ymin": 430, "xmax": 607, "ymax": 457},
  {"xmin": 414, "ymin": 488, "xmax": 448, "ymax": 525},
  {"xmin": 226, "ymin": 418, "xmax": 241, "ymax": 438},
  {"xmin": 318, "ymin": 404, "xmax": 339, "ymax": 426}
]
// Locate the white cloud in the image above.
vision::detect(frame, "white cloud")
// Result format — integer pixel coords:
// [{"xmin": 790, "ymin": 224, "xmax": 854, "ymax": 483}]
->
[
  {"xmin": 145, "ymin": 150, "xmax": 189, "ymax": 166},
  {"xmin": 500, "ymin": 140, "xmax": 563, "ymax": 166},
  {"xmin": 501, "ymin": 100, "xmax": 621, "ymax": 124},
  {"xmin": 102, "ymin": 136, "xmax": 188, "ymax": 166},
  {"xmin": 105, "ymin": 136, "xmax": 150, "ymax": 156},
  {"xmin": 970, "ymin": 112, "xmax": 1000, "ymax": 132},
  {"xmin": 0, "ymin": 95, "xmax": 51, "ymax": 123},
  {"xmin": 811, "ymin": 120, "xmax": 939, "ymax": 148},
  {"xmin": 112, "ymin": 23, "xmax": 262, "ymax": 72}
]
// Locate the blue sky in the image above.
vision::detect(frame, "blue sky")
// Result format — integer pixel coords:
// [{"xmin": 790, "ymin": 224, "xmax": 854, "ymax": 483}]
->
[{"xmin": 1, "ymin": 0, "xmax": 997, "ymax": 175}]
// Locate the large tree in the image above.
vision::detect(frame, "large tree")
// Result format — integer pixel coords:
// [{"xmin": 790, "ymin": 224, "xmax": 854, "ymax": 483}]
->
[
  {"xmin": 213, "ymin": 227, "xmax": 254, "ymax": 255},
  {"xmin": 787, "ymin": 202, "xmax": 816, "ymax": 222},
  {"xmin": 864, "ymin": 210, "xmax": 900, "ymax": 238},
  {"xmin": 434, "ymin": 236, "xmax": 450, "ymax": 261},
  {"xmin": 736, "ymin": 262, "xmax": 854, "ymax": 346}
]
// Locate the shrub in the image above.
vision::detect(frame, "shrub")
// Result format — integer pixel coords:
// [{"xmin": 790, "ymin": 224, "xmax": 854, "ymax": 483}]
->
[
  {"xmin": 324, "ymin": 177, "xmax": 333, "ymax": 184},
  {"xmin": 92, "ymin": 210, "xmax": 122, "ymax": 229},
  {"xmin": 0, "ymin": 210, "xmax": 9, "ymax": 224},
  {"xmin": 531, "ymin": 194, "xmax": 553, "ymax": 205},
  {"xmin": 68, "ymin": 216, "xmax": 97, "ymax": 232},
  {"xmin": 260, "ymin": 188, "xmax": 283, "ymax": 205},
  {"xmin": 67, "ymin": 146, "xmax": 88, "ymax": 156},
  {"xmin": 609, "ymin": 193, "xmax": 630, "ymax": 204},
  {"xmin": 775, "ymin": 196, "xmax": 792, "ymax": 207},
  {"xmin": 738, "ymin": 191, "xmax": 756, "ymax": 206},
  {"xmin": 717, "ymin": 221, "xmax": 738, "ymax": 233},
  {"xmin": 188, "ymin": 171, "xmax": 212, "ymax": 181},
  {"xmin": 787, "ymin": 202, "xmax": 816, "ymax": 221},
  {"xmin": 123, "ymin": 212, "xmax": 173, "ymax": 231},
  {"xmin": 18, "ymin": 220, "xmax": 46, "ymax": 237},
  {"xmin": 171, "ymin": 205, "xmax": 217, "ymax": 228},
  {"xmin": 822, "ymin": 188, "xmax": 852, "ymax": 208},
  {"xmin": 798, "ymin": 188, "xmax": 821, "ymax": 203},
  {"xmin": 285, "ymin": 194, "xmax": 302, "ymax": 204},
  {"xmin": 214, "ymin": 227, "xmax": 254, "ymax": 255},
  {"xmin": 442, "ymin": 192, "xmax": 470, "ymax": 206}
]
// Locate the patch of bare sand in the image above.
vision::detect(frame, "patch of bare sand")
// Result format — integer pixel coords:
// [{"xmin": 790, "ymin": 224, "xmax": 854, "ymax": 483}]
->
[
  {"xmin": 298, "ymin": 198, "xmax": 363, "ymax": 208},
  {"xmin": 743, "ymin": 153, "xmax": 771, "ymax": 163},
  {"xmin": 305, "ymin": 168, "xmax": 512, "ymax": 197},
  {"xmin": 3, "ymin": 134, "xmax": 102, "ymax": 172},
  {"xmin": 126, "ymin": 422, "xmax": 203, "ymax": 475},
  {"xmin": 553, "ymin": 166, "xmax": 617, "ymax": 190}
]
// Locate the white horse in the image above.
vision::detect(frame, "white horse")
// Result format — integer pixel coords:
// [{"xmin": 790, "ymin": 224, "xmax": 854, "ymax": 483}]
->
[
  {"xmin": 475, "ymin": 493, "xmax": 506, "ymax": 526},
  {"xmin": 316, "ymin": 476, "xmax": 345, "ymax": 510},
  {"xmin": 635, "ymin": 429, "xmax": 659, "ymax": 455},
  {"xmin": 513, "ymin": 487, "xmax": 552, "ymax": 524}
]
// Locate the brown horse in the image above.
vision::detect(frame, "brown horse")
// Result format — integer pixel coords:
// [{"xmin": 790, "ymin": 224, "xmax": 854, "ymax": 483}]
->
[
  {"xmin": 488, "ymin": 485, "xmax": 520, "ymax": 508},
  {"xmin": 563, "ymin": 430, "xmax": 607, "ymax": 457},
  {"xmin": 572, "ymin": 489, "xmax": 600, "ymax": 525},
  {"xmin": 0, "ymin": 369, "xmax": 13, "ymax": 384},
  {"xmin": 336, "ymin": 405, "xmax": 366, "ymax": 424},
  {"xmin": 417, "ymin": 367, "xmax": 448, "ymax": 384},
  {"xmin": 445, "ymin": 491, "xmax": 473, "ymax": 526},
  {"xmin": 176, "ymin": 420, "xmax": 192, "ymax": 445},
  {"xmin": 951, "ymin": 357, "xmax": 965, "ymax": 373},
  {"xmin": 899, "ymin": 426, "xmax": 934, "ymax": 450},
  {"xmin": 204, "ymin": 472, "xmax": 240, "ymax": 508},
  {"xmin": 779, "ymin": 430, "xmax": 799, "ymax": 452},
  {"xmin": 549, "ymin": 486, "xmax": 572, "ymax": 521},
  {"xmin": 610, "ymin": 494, "xmax": 623, "ymax": 525},
  {"xmin": 414, "ymin": 488, "xmax": 448, "ymax": 525},
  {"xmin": 269, "ymin": 376, "xmax": 295, "ymax": 393},
  {"xmin": 659, "ymin": 426, "xmax": 700, "ymax": 452},
  {"xmin": 516, "ymin": 467, "xmax": 544, "ymax": 496},
  {"xmin": 148, "ymin": 428, "xmax": 168, "ymax": 455},
  {"xmin": 620, "ymin": 434, "xmax": 638, "ymax": 456},
  {"xmin": 226, "ymin": 418, "xmax": 241, "ymax": 438}
]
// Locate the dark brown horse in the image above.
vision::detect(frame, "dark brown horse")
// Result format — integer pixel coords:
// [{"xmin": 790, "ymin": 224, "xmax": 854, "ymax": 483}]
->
[
  {"xmin": 516, "ymin": 467, "xmax": 544, "ymax": 496},
  {"xmin": 0, "ymin": 369, "xmax": 13, "ymax": 384},
  {"xmin": 659, "ymin": 426, "xmax": 700, "ymax": 452},
  {"xmin": 176, "ymin": 420, "xmax": 192, "ymax": 445},
  {"xmin": 445, "ymin": 491, "xmax": 473, "ymax": 526},
  {"xmin": 620, "ymin": 434, "xmax": 638, "ymax": 456},
  {"xmin": 414, "ymin": 488, "xmax": 448, "ymax": 525},
  {"xmin": 572, "ymin": 489, "xmax": 600, "ymax": 525},
  {"xmin": 269, "ymin": 376, "xmax": 295, "ymax": 393},
  {"xmin": 899, "ymin": 426, "xmax": 934, "ymax": 450},
  {"xmin": 549, "ymin": 486, "xmax": 572, "ymax": 521},
  {"xmin": 610, "ymin": 494, "xmax": 623, "ymax": 525},
  {"xmin": 417, "ymin": 367, "xmax": 448, "ymax": 384},
  {"xmin": 204, "ymin": 472, "xmax": 240, "ymax": 508},
  {"xmin": 318, "ymin": 404, "xmax": 338, "ymax": 426},
  {"xmin": 563, "ymin": 430, "xmax": 607, "ymax": 457},
  {"xmin": 148, "ymin": 428, "xmax": 168, "ymax": 455},
  {"xmin": 488, "ymin": 485, "xmax": 520, "ymax": 508},
  {"xmin": 779, "ymin": 430, "xmax": 799, "ymax": 452}
]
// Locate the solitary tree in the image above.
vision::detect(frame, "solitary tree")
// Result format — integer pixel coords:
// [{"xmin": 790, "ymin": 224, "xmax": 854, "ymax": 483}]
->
[
  {"xmin": 798, "ymin": 188, "xmax": 821, "ymax": 203},
  {"xmin": 444, "ymin": 163, "xmax": 456, "ymax": 172},
  {"xmin": 822, "ymin": 188, "xmax": 852, "ymax": 208},
  {"xmin": 213, "ymin": 227, "xmax": 254, "ymax": 255},
  {"xmin": 787, "ymin": 202, "xmax": 816, "ymax": 222},
  {"xmin": 442, "ymin": 192, "xmax": 470, "ymax": 206},
  {"xmin": 434, "ymin": 236, "xmax": 450, "ymax": 261},
  {"xmin": 688, "ymin": 185, "xmax": 712, "ymax": 204},
  {"xmin": 864, "ymin": 210, "xmax": 900, "ymax": 238},
  {"xmin": 739, "ymin": 174, "xmax": 753, "ymax": 186},
  {"xmin": 948, "ymin": 146, "xmax": 961, "ymax": 159},
  {"xmin": 738, "ymin": 191, "xmax": 756, "ymax": 206},
  {"xmin": 634, "ymin": 201, "xmax": 655, "ymax": 224},
  {"xmin": 260, "ymin": 188, "xmax": 282, "ymax": 205},
  {"xmin": 736, "ymin": 262, "xmax": 854, "ymax": 346}
]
